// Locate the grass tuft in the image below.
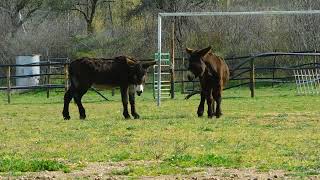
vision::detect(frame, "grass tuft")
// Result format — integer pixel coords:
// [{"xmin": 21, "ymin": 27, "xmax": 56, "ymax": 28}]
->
[
  {"xmin": 164, "ymin": 154, "xmax": 238, "ymax": 168},
  {"xmin": 0, "ymin": 158, "xmax": 70, "ymax": 173},
  {"xmin": 111, "ymin": 168, "xmax": 133, "ymax": 176}
]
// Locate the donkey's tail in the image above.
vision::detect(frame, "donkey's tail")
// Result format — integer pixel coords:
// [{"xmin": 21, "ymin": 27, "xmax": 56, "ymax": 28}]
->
[
  {"xmin": 67, "ymin": 62, "xmax": 79, "ymax": 89},
  {"xmin": 185, "ymin": 90, "xmax": 201, "ymax": 100}
]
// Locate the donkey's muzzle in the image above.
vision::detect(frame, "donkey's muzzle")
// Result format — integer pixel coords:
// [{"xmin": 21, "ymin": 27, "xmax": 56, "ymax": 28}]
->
[
  {"xmin": 137, "ymin": 91, "xmax": 142, "ymax": 96},
  {"xmin": 135, "ymin": 84, "xmax": 143, "ymax": 96},
  {"xmin": 187, "ymin": 74, "xmax": 195, "ymax": 81}
]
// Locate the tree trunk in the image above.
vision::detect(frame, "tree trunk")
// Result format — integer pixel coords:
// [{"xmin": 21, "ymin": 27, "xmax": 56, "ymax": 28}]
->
[{"xmin": 87, "ymin": 20, "xmax": 94, "ymax": 35}]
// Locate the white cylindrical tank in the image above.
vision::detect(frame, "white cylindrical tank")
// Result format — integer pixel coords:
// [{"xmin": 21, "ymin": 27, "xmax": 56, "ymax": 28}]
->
[{"xmin": 16, "ymin": 55, "xmax": 40, "ymax": 87}]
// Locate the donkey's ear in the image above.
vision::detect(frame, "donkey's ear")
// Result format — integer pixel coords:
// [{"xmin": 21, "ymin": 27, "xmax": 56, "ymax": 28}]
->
[
  {"xmin": 197, "ymin": 46, "xmax": 212, "ymax": 57},
  {"xmin": 126, "ymin": 57, "xmax": 137, "ymax": 65},
  {"xmin": 186, "ymin": 48, "xmax": 194, "ymax": 54},
  {"xmin": 142, "ymin": 61, "xmax": 156, "ymax": 69},
  {"xmin": 115, "ymin": 56, "xmax": 136, "ymax": 65}
]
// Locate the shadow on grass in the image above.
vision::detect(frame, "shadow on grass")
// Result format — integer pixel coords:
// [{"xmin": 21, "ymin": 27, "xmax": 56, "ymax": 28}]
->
[
  {"xmin": 3, "ymin": 99, "xmax": 117, "ymax": 105},
  {"xmin": 139, "ymin": 114, "xmax": 190, "ymax": 120}
]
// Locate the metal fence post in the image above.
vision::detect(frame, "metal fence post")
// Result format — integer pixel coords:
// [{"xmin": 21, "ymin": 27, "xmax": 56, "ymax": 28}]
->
[
  {"xmin": 170, "ymin": 21, "xmax": 175, "ymax": 99},
  {"xmin": 7, "ymin": 66, "xmax": 11, "ymax": 104}
]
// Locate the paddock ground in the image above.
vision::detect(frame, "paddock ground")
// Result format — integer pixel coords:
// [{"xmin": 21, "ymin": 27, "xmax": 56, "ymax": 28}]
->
[{"xmin": 0, "ymin": 85, "xmax": 319, "ymax": 179}]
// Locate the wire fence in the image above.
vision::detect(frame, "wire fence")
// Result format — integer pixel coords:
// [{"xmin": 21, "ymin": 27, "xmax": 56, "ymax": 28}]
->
[{"xmin": 293, "ymin": 69, "xmax": 320, "ymax": 95}]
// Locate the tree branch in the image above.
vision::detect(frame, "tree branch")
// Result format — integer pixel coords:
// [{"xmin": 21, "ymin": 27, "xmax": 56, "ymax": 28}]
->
[
  {"xmin": 89, "ymin": 0, "xmax": 98, "ymax": 22},
  {"xmin": 71, "ymin": 7, "xmax": 89, "ymax": 22},
  {"xmin": 15, "ymin": 0, "xmax": 31, "ymax": 12},
  {"xmin": 24, "ymin": 1, "xmax": 42, "ymax": 19}
]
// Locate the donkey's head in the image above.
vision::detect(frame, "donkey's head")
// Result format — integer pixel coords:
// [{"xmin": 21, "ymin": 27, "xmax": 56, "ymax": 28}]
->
[
  {"xmin": 129, "ymin": 61, "xmax": 156, "ymax": 96},
  {"xmin": 186, "ymin": 46, "xmax": 211, "ymax": 80}
]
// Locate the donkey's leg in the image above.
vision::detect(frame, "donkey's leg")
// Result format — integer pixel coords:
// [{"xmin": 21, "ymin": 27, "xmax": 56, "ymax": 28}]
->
[
  {"xmin": 62, "ymin": 86, "xmax": 75, "ymax": 120},
  {"xmin": 213, "ymin": 84, "xmax": 223, "ymax": 118},
  {"xmin": 74, "ymin": 88, "xmax": 88, "ymax": 120},
  {"xmin": 128, "ymin": 85, "xmax": 139, "ymax": 119},
  {"xmin": 197, "ymin": 91, "xmax": 205, "ymax": 117},
  {"xmin": 129, "ymin": 92, "xmax": 140, "ymax": 119},
  {"xmin": 212, "ymin": 91, "xmax": 216, "ymax": 116},
  {"xmin": 206, "ymin": 89, "xmax": 214, "ymax": 118},
  {"xmin": 215, "ymin": 92, "xmax": 222, "ymax": 118},
  {"xmin": 120, "ymin": 86, "xmax": 130, "ymax": 119}
]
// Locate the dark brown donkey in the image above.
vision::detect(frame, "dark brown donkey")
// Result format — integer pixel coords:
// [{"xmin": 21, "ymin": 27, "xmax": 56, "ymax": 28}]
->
[
  {"xmin": 186, "ymin": 46, "xmax": 229, "ymax": 118},
  {"xmin": 62, "ymin": 56, "xmax": 156, "ymax": 120}
]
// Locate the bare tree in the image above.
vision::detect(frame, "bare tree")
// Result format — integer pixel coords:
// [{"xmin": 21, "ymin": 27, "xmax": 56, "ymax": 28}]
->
[
  {"xmin": 70, "ymin": 0, "xmax": 102, "ymax": 35},
  {"xmin": 0, "ymin": 0, "xmax": 44, "ymax": 37}
]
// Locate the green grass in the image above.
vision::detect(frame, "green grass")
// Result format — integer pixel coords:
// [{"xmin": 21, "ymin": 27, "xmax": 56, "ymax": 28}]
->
[
  {"xmin": 0, "ymin": 157, "xmax": 69, "ymax": 173},
  {"xmin": 0, "ymin": 84, "xmax": 319, "ymax": 177}
]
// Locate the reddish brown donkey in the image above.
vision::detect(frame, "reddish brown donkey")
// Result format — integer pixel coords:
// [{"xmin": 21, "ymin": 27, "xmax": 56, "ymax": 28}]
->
[{"xmin": 186, "ymin": 46, "xmax": 229, "ymax": 118}]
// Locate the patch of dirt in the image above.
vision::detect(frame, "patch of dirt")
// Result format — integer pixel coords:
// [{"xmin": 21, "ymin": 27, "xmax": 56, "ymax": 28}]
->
[{"xmin": 0, "ymin": 161, "xmax": 319, "ymax": 180}]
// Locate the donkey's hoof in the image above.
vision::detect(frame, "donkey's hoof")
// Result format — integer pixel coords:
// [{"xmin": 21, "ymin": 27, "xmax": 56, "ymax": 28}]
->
[
  {"xmin": 62, "ymin": 111, "xmax": 70, "ymax": 120},
  {"xmin": 80, "ymin": 115, "xmax": 86, "ymax": 120},
  {"xmin": 132, "ymin": 113, "xmax": 140, "ymax": 119},
  {"xmin": 207, "ymin": 113, "xmax": 214, "ymax": 118},
  {"xmin": 207, "ymin": 114, "xmax": 214, "ymax": 118},
  {"xmin": 197, "ymin": 107, "xmax": 204, "ymax": 117},
  {"xmin": 215, "ymin": 112, "xmax": 222, "ymax": 118},
  {"xmin": 122, "ymin": 111, "xmax": 131, "ymax": 119}
]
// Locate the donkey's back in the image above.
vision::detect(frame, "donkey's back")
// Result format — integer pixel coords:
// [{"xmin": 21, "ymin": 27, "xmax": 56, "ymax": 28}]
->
[{"xmin": 69, "ymin": 56, "xmax": 136, "ymax": 88}]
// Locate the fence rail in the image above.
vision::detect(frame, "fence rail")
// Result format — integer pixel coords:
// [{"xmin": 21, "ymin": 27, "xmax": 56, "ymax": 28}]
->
[
  {"xmin": 1, "ymin": 51, "xmax": 320, "ymax": 103},
  {"xmin": 0, "ymin": 62, "xmax": 67, "ymax": 67},
  {"xmin": 0, "ymin": 59, "xmax": 69, "ymax": 103},
  {"xmin": 0, "ymin": 84, "xmax": 64, "ymax": 90},
  {"xmin": 178, "ymin": 51, "xmax": 320, "ymax": 97}
]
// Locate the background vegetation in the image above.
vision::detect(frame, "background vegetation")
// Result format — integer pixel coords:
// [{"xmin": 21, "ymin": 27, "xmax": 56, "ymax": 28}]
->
[{"xmin": 1, "ymin": 0, "xmax": 320, "ymax": 64}]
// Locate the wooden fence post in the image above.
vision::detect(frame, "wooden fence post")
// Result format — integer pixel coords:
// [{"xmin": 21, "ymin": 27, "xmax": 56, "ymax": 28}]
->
[
  {"xmin": 250, "ymin": 58, "xmax": 255, "ymax": 98},
  {"xmin": 272, "ymin": 56, "xmax": 276, "ymax": 88},
  {"xmin": 64, "ymin": 63, "xmax": 69, "ymax": 92},
  {"xmin": 47, "ymin": 60, "xmax": 51, "ymax": 98},
  {"xmin": 7, "ymin": 66, "xmax": 11, "ymax": 104},
  {"xmin": 111, "ymin": 88, "xmax": 115, "ymax": 96},
  {"xmin": 181, "ymin": 56, "xmax": 185, "ymax": 94},
  {"xmin": 314, "ymin": 49, "xmax": 317, "ymax": 70},
  {"xmin": 46, "ymin": 49, "xmax": 50, "ymax": 98}
]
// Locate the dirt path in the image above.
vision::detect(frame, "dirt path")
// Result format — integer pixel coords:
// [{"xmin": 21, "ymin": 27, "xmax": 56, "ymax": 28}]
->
[{"xmin": 1, "ymin": 161, "xmax": 318, "ymax": 180}]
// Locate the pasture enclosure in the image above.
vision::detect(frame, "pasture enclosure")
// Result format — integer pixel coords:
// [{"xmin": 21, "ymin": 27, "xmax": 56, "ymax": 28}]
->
[
  {"xmin": 1, "ymin": 51, "xmax": 320, "ymax": 103},
  {"xmin": 156, "ymin": 10, "xmax": 320, "ymax": 105},
  {"xmin": 0, "ymin": 58, "xmax": 69, "ymax": 103},
  {"xmin": 2, "ymin": 10, "xmax": 320, "ymax": 103},
  {"xmin": 0, "ymin": 86, "xmax": 319, "ymax": 178}
]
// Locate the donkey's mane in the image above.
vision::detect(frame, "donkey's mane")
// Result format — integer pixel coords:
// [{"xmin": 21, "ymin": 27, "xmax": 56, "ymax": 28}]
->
[
  {"xmin": 78, "ymin": 56, "xmax": 139, "ymax": 65},
  {"xmin": 114, "ymin": 55, "xmax": 139, "ymax": 65}
]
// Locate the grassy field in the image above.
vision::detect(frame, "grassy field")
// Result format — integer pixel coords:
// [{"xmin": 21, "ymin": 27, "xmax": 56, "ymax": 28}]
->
[{"xmin": 0, "ymin": 85, "xmax": 319, "ymax": 178}]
